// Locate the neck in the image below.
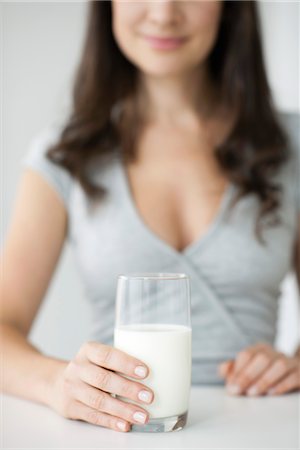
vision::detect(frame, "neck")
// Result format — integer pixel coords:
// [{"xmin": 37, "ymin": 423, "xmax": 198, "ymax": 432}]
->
[{"xmin": 136, "ymin": 65, "xmax": 217, "ymax": 129}]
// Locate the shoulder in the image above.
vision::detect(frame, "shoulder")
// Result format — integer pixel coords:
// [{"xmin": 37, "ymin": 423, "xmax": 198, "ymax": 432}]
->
[
  {"xmin": 22, "ymin": 123, "xmax": 73, "ymax": 207},
  {"xmin": 24, "ymin": 123, "xmax": 64, "ymax": 158}
]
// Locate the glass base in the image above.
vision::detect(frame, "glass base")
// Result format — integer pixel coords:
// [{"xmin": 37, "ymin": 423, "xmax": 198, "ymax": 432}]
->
[{"xmin": 131, "ymin": 411, "xmax": 188, "ymax": 433}]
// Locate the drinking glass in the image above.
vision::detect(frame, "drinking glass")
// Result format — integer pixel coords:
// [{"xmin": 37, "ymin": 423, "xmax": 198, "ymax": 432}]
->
[{"xmin": 114, "ymin": 273, "xmax": 192, "ymax": 432}]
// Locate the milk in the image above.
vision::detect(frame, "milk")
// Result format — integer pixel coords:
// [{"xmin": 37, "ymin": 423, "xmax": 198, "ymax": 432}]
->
[{"xmin": 114, "ymin": 323, "xmax": 192, "ymax": 419}]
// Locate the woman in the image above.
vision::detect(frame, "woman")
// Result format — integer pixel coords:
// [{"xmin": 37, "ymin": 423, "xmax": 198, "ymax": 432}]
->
[{"xmin": 1, "ymin": 0, "xmax": 299, "ymax": 433}]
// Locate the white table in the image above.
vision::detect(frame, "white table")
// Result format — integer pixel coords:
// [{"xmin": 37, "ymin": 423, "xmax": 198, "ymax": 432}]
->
[{"xmin": 2, "ymin": 387, "xmax": 299, "ymax": 449}]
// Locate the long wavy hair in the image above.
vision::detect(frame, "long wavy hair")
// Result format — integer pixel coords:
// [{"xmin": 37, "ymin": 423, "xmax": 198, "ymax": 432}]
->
[{"xmin": 47, "ymin": 1, "xmax": 288, "ymax": 239}]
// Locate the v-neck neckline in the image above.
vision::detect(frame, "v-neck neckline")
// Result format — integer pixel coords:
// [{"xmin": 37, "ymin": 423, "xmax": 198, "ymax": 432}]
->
[{"xmin": 117, "ymin": 155, "xmax": 235, "ymax": 259}]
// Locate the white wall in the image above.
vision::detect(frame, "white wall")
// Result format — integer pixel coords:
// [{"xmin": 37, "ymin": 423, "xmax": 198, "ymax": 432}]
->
[
  {"xmin": 259, "ymin": 1, "xmax": 299, "ymax": 112},
  {"xmin": 2, "ymin": 2, "xmax": 91, "ymax": 359},
  {"xmin": 2, "ymin": 1, "xmax": 299, "ymax": 360}
]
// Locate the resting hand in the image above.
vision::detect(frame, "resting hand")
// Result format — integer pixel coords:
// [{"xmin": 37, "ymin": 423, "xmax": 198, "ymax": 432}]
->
[{"xmin": 218, "ymin": 343, "xmax": 300, "ymax": 396}]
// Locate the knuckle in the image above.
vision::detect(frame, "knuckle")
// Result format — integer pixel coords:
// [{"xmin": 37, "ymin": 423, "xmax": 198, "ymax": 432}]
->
[
  {"xmin": 95, "ymin": 370, "xmax": 111, "ymax": 390},
  {"xmin": 257, "ymin": 343, "xmax": 270, "ymax": 351},
  {"xmin": 101, "ymin": 346, "xmax": 113, "ymax": 366},
  {"xmin": 76, "ymin": 342, "xmax": 92, "ymax": 361},
  {"xmin": 256, "ymin": 375, "xmax": 270, "ymax": 390},
  {"xmin": 80, "ymin": 341, "xmax": 90, "ymax": 355},
  {"xmin": 276, "ymin": 380, "xmax": 288, "ymax": 393},
  {"xmin": 276, "ymin": 357, "xmax": 289, "ymax": 373},
  {"xmin": 86, "ymin": 340, "xmax": 95, "ymax": 349},
  {"xmin": 121, "ymin": 381, "xmax": 136, "ymax": 398},
  {"xmin": 237, "ymin": 372, "xmax": 252, "ymax": 386},
  {"xmin": 259, "ymin": 372, "xmax": 276, "ymax": 388},
  {"xmin": 86, "ymin": 409, "xmax": 101, "ymax": 425},
  {"xmin": 81, "ymin": 341, "xmax": 98, "ymax": 356},
  {"xmin": 238, "ymin": 350, "xmax": 251, "ymax": 361},
  {"xmin": 89, "ymin": 392, "xmax": 106, "ymax": 411},
  {"xmin": 291, "ymin": 357, "xmax": 300, "ymax": 369},
  {"xmin": 292, "ymin": 371, "xmax": 300, "ymax": 385},
  {"xmin": 288, "ymin": 371, "xmax": 298, "ymax": 383},
  {"xmin": 256, "ymin": 352, "xmax": 270, "ymax": 366},
  {"xmin": 259, "ymin": 371, "xmax": 271, "ymax": 385},
  {"xmin": 285, "ymin": 373, "xmax": 296, "ymax": 387}
]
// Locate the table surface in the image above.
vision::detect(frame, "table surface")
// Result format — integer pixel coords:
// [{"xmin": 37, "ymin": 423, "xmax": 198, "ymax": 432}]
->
[{"xmin": 2, "ymin": 387, "xmax": 299, "ymax": 449}]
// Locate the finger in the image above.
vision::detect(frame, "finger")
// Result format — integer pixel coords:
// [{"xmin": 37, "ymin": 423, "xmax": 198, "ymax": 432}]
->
[
  {"xmin": 72, "ymin": 381, "xmax": 150, "ymax": 425},
  {"xmin": 229, "ymin": 344, "xmax": 275, "ymax": 382},
  {"xmin": 227, "ymin": 352, "xmax": 272, "ymax": 395},
  {"xmin": 78, "ymin": 341, "xmax": 149, "ymax": 379},
  {"xmin": 229, "ymin": 348, "xmax": 256, "ymax": 381},
  {"xmin": 79, "ymin": 363, "xmax": 154, "ymax": 404},
  {"xmin": 267, "ymin": 368, "xmax": 300, "ymax": 396},
  {"xmin": 70, "ymin": 400, "xmax": 131, "ymax": 432},
  {"xmin": 226, "ymin": 350, "xmax": 256, "ymax": 395},
  {"xmin": 246, "ymin": 357, "xmax": 299, "ymax": 396},
  {"xmin": 218, "ymin": 360, "xmax": 234, "ymax": 378}
]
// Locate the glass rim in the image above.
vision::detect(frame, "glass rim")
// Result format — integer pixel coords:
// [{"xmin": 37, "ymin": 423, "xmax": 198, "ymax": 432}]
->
[{"xmin": 118, "ymin": 272, "xmax": 189, "ymax": 281}]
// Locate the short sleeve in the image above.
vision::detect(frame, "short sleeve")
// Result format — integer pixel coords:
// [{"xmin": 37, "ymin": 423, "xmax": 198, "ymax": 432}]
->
[{"xmin": 21, "ymin": 126, "xmax": 73, "ymax": 207}]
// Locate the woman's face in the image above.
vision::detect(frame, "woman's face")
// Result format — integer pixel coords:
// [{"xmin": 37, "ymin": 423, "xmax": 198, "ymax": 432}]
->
[{"xmin": 111, "ymin": 1, "xmax": 223, "ymax": 77}]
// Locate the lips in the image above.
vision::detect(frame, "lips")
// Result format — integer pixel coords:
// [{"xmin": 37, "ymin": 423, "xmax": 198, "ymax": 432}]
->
[{"xmin": 142, "ymin": 34, "xmax": 187, "ymax": 50}]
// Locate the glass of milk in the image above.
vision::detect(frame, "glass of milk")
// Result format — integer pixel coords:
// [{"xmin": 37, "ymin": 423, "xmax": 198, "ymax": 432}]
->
[{"xmin": 114, "ymin": 273, "xmax": 191, "ymax": 432}]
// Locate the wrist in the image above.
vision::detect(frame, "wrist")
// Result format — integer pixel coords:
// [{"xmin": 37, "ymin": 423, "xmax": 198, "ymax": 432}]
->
[{"xmin": 41, "ymin": 357, "xmax": 68, "ymax": 408}]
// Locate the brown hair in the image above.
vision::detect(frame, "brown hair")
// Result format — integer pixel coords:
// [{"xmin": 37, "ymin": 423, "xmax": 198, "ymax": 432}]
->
[{"xmin": 47, "ymin": 1, "xmax": 288, "ymax": 237}]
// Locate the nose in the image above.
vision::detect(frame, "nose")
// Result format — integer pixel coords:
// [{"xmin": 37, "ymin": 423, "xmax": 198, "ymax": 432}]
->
[{"xmin": 147, "ymin": 1, "xmax": 181, "ymax": 27}]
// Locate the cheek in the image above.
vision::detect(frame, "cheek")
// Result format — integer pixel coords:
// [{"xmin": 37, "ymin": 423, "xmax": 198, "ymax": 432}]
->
[
  {"xmin": 111, "ymin": 2, "xmax": 145, "ymax": 61},
  {"xmin": 187, "ymin": 2, "xmax": 222, "ymax": 59}
]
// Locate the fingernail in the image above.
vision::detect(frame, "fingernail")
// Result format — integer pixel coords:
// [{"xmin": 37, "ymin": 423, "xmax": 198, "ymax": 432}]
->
[
  {"xmin": 117, "ymin": 421, "xmax": 127, "ymax": 431},
  {"xmin": 138, "ymin": 390, "xmax": 153, "ymax": 403},
  {"xmin": 267, "ymin": 388, "xmax": 276, "ymax": 395},
  {"xmin": 133, "ymin": 411, "xmax": 147, "ymax": 424},
  {"xmin": 247, "ymin": 386, "xmax": 258, "ymax": 396},
  {"xmin": 227, "ymin": 384, "xmax": 241, "ymax": 395},
  {"xmin": 134, "ymin": 366, "xmax": 147, "ymax": 378}
]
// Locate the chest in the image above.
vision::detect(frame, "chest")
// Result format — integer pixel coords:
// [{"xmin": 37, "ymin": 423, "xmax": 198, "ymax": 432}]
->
[{"xmin": 125, "ymin": 127, "xmax": 229, "ymax": 252}]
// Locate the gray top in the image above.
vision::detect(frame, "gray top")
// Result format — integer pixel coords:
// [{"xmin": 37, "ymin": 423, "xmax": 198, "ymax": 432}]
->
[{"xmin": 22, "ymin": 112, "xmax": 300, "ymax": 385}]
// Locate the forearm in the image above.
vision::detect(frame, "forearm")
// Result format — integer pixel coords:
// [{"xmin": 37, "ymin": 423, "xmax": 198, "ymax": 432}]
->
[{"xmin": 1, "ymin": 323, "xmax": 67, "ymax": 406}]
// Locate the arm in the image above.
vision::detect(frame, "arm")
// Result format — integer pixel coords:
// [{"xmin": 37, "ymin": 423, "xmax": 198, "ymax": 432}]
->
[
  {"xmin": 1, "ymin": 169, "xmax": 68, "ymax": 405},
  {"xmin": 1, "ymin": 169, "xmax": 154, "ymax": 432},
  {"xmin": 218, "ymin": 216, "xmax": 300, "ymax": 396},
  {"xmin": 293, "ymin": 216, "xmax": 300, "ymax": 359}
]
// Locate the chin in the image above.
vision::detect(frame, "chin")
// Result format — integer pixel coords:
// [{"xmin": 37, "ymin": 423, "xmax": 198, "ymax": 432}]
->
[{"xmin": 136, "ymin": 56, "xmax": 198, "ymax": 79}]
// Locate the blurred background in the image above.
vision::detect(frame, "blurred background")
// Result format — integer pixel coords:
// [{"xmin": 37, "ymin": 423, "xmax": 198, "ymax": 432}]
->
[{"xmin": 2, "ymin": 1, "xmax": 299, "ymax": 360}]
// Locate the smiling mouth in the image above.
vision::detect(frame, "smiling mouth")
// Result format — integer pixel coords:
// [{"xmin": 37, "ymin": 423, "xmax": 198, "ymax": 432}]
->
[{"xmin": 142, "ymin": 34, "xmax": 188, "ymax": 50}]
